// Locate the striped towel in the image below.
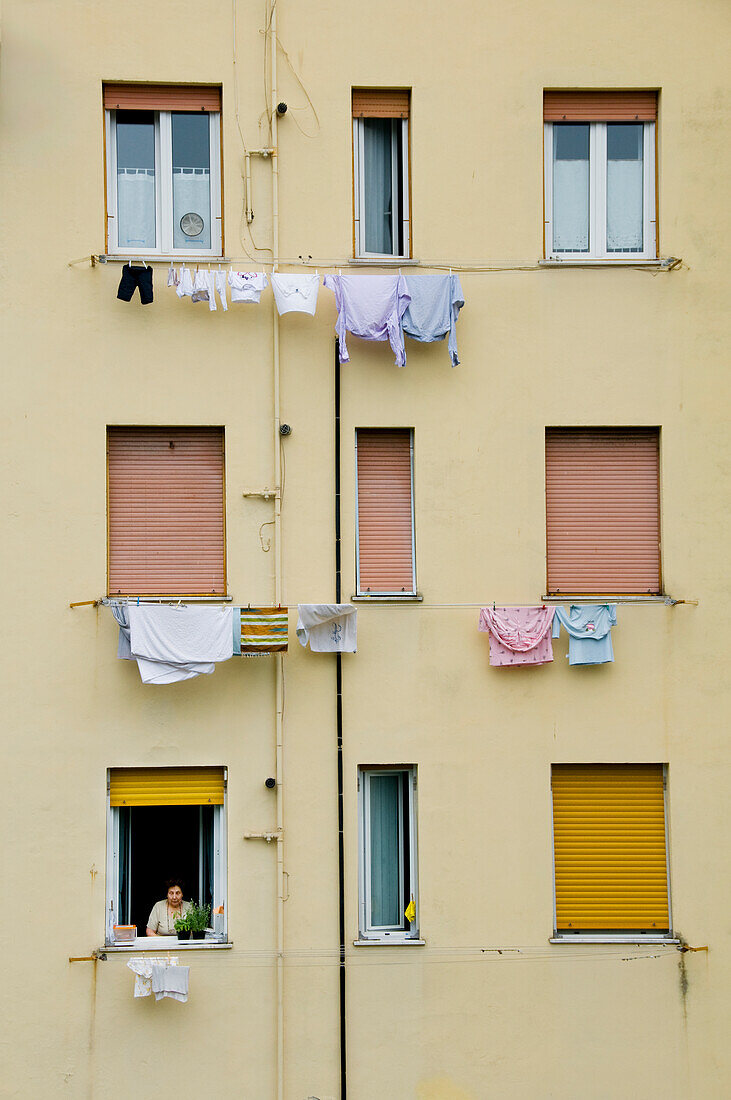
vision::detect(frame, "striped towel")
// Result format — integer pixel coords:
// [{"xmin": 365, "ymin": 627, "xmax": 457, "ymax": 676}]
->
[{"xmin": 235, "ymin": 608, "xmax": 288, "ymax": 656}]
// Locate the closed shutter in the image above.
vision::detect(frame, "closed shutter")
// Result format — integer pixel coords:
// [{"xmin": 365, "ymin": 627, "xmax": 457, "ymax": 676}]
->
[
  {"xmin": 110, "ymin": 767, "xmax": 225, "ymax": 806},
  {"xmin": 107, "ymin": 427, "xmax": 226, "ymax": 596},
  {"xmin": 552, "ymin": 764, "xmax": 669, "ymax": 932},
  {"xmin": 543, "ymin": 90, "xmax": 657, "ymax": 121},
  {"xmin": 352, "ymin": 89, "xmax": 410, "ymax": 118},
  {"xmin": 356, "ymin": 429, "xmax": 415, "ymax": 594},
  {"xmin": 545, "ymin": 428, "xmax": 661, "ymax": 595},
  {"xmin": 103, "ymin": 83, "xmax": 221, "ymax": 112}
]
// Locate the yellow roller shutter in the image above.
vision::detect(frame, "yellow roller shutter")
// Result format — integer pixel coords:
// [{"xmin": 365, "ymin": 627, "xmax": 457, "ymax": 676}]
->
[
  {"xmin": 552, "ymin": 764, "xmax": 669, "ymax": 932},
  {"xmin": 110, "ymin": 767, "xmax": 225, "ymax": 807}
]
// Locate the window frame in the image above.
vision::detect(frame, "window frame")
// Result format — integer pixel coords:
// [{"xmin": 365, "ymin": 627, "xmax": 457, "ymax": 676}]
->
[
  {"xmin": 105, "ymin": 108, "xmax": 222, "ymax": 258},
  {"xmin": 352, "ymin": 115, "xmax": 410, "ymax": 260},
  {"xmin": 357, "ymin": 766, "xmax": 419, "ymax": 943},
  {"xmin": 355, "ymin": 428, "xmax": 417, "ymax": 598},
  {"xmin": 543, "ymin": 120, "xmax": 656, "ymax": 261},
  {"xmin": 105, "ymin": 770, "xmax": 228, "ymax": 947}
]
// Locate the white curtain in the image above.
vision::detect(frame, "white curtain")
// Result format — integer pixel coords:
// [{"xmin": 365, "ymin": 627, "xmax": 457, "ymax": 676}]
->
[
  {"xmin": 117, "ymin": 169, "xmax": 156, "ymax": 249},
  {"xmin": 363, "ymin": 120, "xmax": 393, "ymax": 254},
  {"xmin": 607, "ymin": 160, "xmax": 643, "ymax": 251},
  {"xmin": 369, "ymin": 773, "xmax": 401, "ymax": 927},
  {"xmin": 173, "ymin": 169, "xmax": 211, "ymax": 249},
  {"xmin": 552, "ymin": 159, "xmax": 589, "ymax": 252}
]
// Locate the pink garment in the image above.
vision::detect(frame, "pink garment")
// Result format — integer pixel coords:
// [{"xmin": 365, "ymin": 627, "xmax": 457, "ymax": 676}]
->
[{"xmin": 478, "ymin": 606, "xmax": 556, "ymax": 667}]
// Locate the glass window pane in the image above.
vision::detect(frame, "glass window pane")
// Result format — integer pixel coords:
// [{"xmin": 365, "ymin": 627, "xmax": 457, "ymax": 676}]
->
[
  {"xmin": 172, "ymin": 113, "xmax": 211, "ymax": 250},
  {"xmin": 552, "ymin": 124, "xmax": 589, "ymax": 253},
  {"xmin": 369, "ymin": 774, "xmax": 401, "ymax": 927},
  {"xmin": 607, "ymin": 123, "xmax": 644, "ymax": 253},
  {"xmin": 116, "ymin": 111, "xmax": 156, "ymax": 249},
  {"xmin": 363, "ymin": 118, "xmax": 393, "ymax": 254}
]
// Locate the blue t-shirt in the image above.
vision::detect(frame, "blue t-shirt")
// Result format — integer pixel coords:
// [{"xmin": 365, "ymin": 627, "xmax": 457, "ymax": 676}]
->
[{"xmin": 552, "ymin": 605, "xmax": 617, "ymax": 665}]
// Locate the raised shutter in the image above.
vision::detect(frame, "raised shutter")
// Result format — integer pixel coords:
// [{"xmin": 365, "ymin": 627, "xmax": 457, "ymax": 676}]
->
[
  {"xmin": 352, "ymin": 89, "xmax": 410, "ymax": 118},
  {"xmin": 356, "ymin": 429, "xmax": 415, "ymax": 594},
  {"xmin": 543, "ymin": 90, "xmax": 657, "ymax": 122},
  {"xmin": 545, "ymin": 428, "xmax": 661, "ymax": 595},
  {"xmin": 110, "ymin": 767, "xmax": 225, "ymax": 807},
  {"xmin": 107, "ymin": 427, "xmax": 226, "ymax": 596},
  {"xmin": 552, "ymin": 764, "xmax": 669, "ymax": 932},
  {"xmin": 103, "ymin": 83, "xmax": 221, "ymax": 112}
]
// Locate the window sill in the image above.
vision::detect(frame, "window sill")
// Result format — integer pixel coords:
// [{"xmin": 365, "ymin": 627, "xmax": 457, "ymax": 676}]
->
[
  {"xmin": 540, "ymin": 257, "xmax": 666, "ymax": 268},
  {"xmin": 353, "ymin": 938, "xmax": 425, "ymax": 947},
  {"xmin": 352, "ymin": 593, "xmax": 423, "ymax": 603},
  {"xmin": 104, "ymin": 940, "xmax": 232, "ymax": 952},
  {"xmin": 541, "ymin": 595, "xmax": 668, "ymax": 604},
  {"xmin": 349, "ymin": 257, "xmax": 419, "ymax": 266},
  {"xmin": 550, "ymin": 936, "xmax": 678, "ymax": 945},
  {"xmin": 99, "ymin": 254, "xmax": 229, "ymax": 265},
  {"xmin": 105, "ymin": 595, "xmax": 232, "ymax": 603}
]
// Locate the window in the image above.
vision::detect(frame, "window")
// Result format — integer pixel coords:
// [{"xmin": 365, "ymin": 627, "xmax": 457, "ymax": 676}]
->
[
  {"xmin": 104, "ymin": 84, "xmax": 222, "ymax": 256},
  {"xmin": 551, "ymin": 765, "xmax": 671, "ymax": 939},
  {"xmin": 352, "ymin": 89, "xmax": 410, "ymax": 258},
  {"xmin": 355, "ymin": 428, "xmax": 416, "ymax": 596},
  {"xmin": 106, "ymin": 767, "xmax": 227, "ymax": 944},
  {"xmin": 107, "ymin": 426, "xmax": 226, "ymax": 597},
  {"xmin": 358, "ymin": 767, "xmax": 418, "ymax": 942},
  {"xmin": 545, "ymin": 428, "xmax": 661, "ymax": 595},
  {"xmin": 543, "ymin": 91, "xmax": 657, "ymax": 260}
]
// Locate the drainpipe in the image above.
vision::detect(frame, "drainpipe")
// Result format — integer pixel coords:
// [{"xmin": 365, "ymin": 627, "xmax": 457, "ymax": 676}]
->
[
  {"xmin": 268, "ymin": 4, "xmax": 285, "ymax": 1100},
  {"xmin": 335, "ymin": 337, "xmax": 347, "ymax": 1098}
]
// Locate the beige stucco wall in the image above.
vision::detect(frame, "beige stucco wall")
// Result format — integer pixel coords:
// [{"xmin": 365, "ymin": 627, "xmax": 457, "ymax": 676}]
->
[{"xmin": 1, "ymin": 1, "xmax": 730, "ymax": 1097}]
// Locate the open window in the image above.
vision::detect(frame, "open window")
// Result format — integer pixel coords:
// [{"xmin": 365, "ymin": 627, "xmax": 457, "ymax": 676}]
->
[
  {"xmin": 104, "ymin": 83, "xmax": 222, "ymax": 257},
  {"xmin": 358, "ymin": 766, "xmax": 419, "ymax": 942},
  {"xmin": 106, "ymin": 767, "xmax": 227, "ymax": 944},
  {"xmin": 352, "ymin": 89, "xmax": 410, "ymax": 258}
]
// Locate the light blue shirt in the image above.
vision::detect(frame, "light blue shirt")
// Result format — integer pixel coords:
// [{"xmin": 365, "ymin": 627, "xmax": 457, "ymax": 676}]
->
[
  {"xmin": 552, "ymin": 604, "xmax": 617, "ymax": 665},
  {"xmin": 401, "ymin": 274, "xmax": 464, "ymax": 366}
]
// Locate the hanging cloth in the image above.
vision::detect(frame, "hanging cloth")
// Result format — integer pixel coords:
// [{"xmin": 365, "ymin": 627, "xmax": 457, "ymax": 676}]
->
[
  {"xmin": 552, "ymin": 604, "xmax": 617, "ymax": 665},
  {"xmin": 478, "ymin": 606, "xmax": 556, "ymax": 667},
  {"xmin": 270, "ymin": 273, "xmax": 320, "ymax": 316},
  {"xmin": 323, "ymin": 273, "xmax": 411, "ymax": 366},
  {"xmin": 235, "ymin": 607, "xmax": 289, "ymax": 655},
  {"xmin": 401, "ymin": 273, "xmax": 465, "ymax": 365},
  {"xmin": 296, "ymin": 604, "xmax": 358, "ymax": 653}
]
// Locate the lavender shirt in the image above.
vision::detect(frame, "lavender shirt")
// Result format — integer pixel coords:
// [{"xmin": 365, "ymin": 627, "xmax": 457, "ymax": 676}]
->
[{"xmin": 323, "ymin": 274, "xmax": 411, "ymax": 366}]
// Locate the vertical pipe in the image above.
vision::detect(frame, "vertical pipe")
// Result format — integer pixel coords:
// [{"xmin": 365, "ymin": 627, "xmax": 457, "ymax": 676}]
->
[
  {"xmin": 269, "ymin": 5, "xmax": 285, "ymax": 1100},
  {"xmin": 335, "ymin": 338, "xmax": 347, "ymax": 1098}
]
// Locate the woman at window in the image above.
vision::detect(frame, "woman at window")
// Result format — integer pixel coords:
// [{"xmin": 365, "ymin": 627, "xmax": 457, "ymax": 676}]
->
[{"xmin": 145, "ymin": 879, "xmax": 191, "ymax": 936}]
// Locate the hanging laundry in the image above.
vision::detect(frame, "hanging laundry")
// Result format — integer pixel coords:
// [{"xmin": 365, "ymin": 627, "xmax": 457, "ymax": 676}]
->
[
  {"xmin": 117, "ymin": 262, "xmax": 153, "ymax": 305},
  {"xmin": 478, "ymin": 606, "xmax": 556, "ymax": 667},
  {"xmin": 191, "ymin": 268, "xmax": 211, "ymax": 305},
  {"xmin": 111, "ymin": 603, "xmax": 233, "ymax": 684},
  {"xmin": 323, "ymin": 273, "xmax": 411, "ymax": 366},
  {"xmin": 228, "ymin": 270, "xmax": 268, "ymax": 304},
  {"xmin": 296, "ymin": 604, "xmax": 357, "ymax": 653},
  {"xmin": 401, "ymin": 273, "xmax": 465, "ymax": 366},
  {"xmin": 127, "ymin": 956, "xmax": 179, "ymax": 998},
  {"xmin": 212, "ymin": 270, "xmax": 228, "ymax": 311},
  {"xmin": 151, "ymin": 963, "xmax": 190, "ymax": 1003},
  {"xmin": 235, "ymin": 607, "xmax": 289, "ymax": 655},
  {"xmin": 176, "ymin": 265, "xmax": 194, "ymax": 299},
  {"xmin": 270, "ymin": 273, "xmax": 320, "ymax": 316},
  {"xmin": 167, "ymin": 264, "xmax": 179, "ymax": 289},
  {"xmin": 552, "ymin": 604, "xmax": 617, "ymax": 665}
]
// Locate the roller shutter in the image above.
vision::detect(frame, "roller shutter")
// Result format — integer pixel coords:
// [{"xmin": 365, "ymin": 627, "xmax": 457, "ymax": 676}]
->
[
  {"xmin": 103, "ymin": 83, "xmax": 221, "ymax": 112},
  {"xmin": 356, "ymin": 429, "xmax": 415, "ymax": 595},
  {"xmin": 110, "ymin": 767, "xmax": 225, "ymax": 806},
  {"xmin": 545, "ymin": 428, "xmax": 661, "ymax": 595},
  {"xmin": 107, "ymin": 426, "xmax": 226, "ymax": 597},
  {"xmin": 543, "ymin": 90, "xmax": 657, "ymax": 121},
  {"xmin": 552, "ymin": 764, "xmax": 669, "ymax": 932},
  {"xmin": 352, "ymin": 88, "xmax": 410, "ymax": 118}
]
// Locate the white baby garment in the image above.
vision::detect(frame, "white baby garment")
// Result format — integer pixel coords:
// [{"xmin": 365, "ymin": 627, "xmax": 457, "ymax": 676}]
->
[
  {"xmin": 270, "ymin": 273, "xmax": 320, "ymax": 316},
  {"xmin": 228, "ymin": 271, "xmax": 268, "ymax": 303}
]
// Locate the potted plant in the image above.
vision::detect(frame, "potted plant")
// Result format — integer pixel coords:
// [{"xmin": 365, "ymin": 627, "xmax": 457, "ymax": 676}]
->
[
  {"xmin": 186, "ymin": 901, "xmax": 211, "ymax": 940},
  {"xmin": 174, "ymin": 913, "xmax": 191, "ymax": 940}
]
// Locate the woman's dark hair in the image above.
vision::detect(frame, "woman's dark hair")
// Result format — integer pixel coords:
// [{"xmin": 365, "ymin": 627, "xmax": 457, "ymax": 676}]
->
[{"xmin": 164, "ymin": 877, "xmax": 185, "ymax": 895}]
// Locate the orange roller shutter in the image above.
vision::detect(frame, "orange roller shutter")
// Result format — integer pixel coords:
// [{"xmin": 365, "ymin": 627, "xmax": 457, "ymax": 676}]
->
[
  {"xmin": 356, "ymin": 429, "xmax": 415, "ymax": 594},
  {"xmin": 352, "ymin": 89, "xmax": 410, "ymax": 118},
  {"xmin": 103, "ymin": 83, "xmax": 221, "ymax": 112},
  {"xmin": 552, "ymin": 764, "xmax": 669, "ymax": 932},
  {"xmin": 107, "ymin": 427, "xmax": 226, "ymax": 597},
  {"xmin": 545, "ymin": 428, "xmax": 661, "ymax": 595},
  {"xmin": 110, "ymin": 767, "xmax": 225, "ymax": 806},
  {"xmin": 543, "ymin": 90, "xmax": 657, "ymax": 121}
]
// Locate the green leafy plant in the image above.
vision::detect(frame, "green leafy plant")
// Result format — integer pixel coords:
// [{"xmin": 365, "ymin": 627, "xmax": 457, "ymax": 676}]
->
[
  {"xmin": 186, "ymin": 901, "xmax": 211, "ymax": 932},
  {"xmin": 173, "ymin": 912, "xmax": 191, "ymax": 933}
]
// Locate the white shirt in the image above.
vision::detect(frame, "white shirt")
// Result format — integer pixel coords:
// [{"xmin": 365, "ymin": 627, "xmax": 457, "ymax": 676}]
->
[
  {"xmin": 270, "ymin": 273, "xmax": 320, "ymax": 316},
  {"xmin": 228, "ymin": 271, "xmax": 268, "ymax": 303}
]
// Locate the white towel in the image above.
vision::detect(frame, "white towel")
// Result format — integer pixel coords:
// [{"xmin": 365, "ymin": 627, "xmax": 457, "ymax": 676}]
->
[
  {"xmin": 127, "ymin": 956, "xmax": 179, "ymax": 998},
  {"xmin": 151, "ymin": 963, "xmax": 190, "ymax": 1003},
  {"xmin": 126, "ymin": 604, "xmax": 233, "ymax": 684},
  {"xmin": 296, "ymin": 604, "xmax": 357, "ymax": 653}
]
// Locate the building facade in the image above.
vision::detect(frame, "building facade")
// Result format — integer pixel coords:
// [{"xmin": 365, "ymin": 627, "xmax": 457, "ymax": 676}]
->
[{"xmin": 2, "ymin": 1, "xmax": 730, "ymax": 1097}]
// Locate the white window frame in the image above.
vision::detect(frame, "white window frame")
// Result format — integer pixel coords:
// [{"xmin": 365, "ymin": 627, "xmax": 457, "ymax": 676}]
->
[
  {"xmin": 353, "ymin": 116, "xmax": 410, "ymax": 259},
  {"xmin": 105, "ymin": 774, "xmax": 228, "ymax": 946},
  {"xmin": 544, "ymin": 121, "xmax": 656, "ymax": 260},
  {"xmin": 357, "ymin": 766, "xmax": 419, "ymax": 943},
  {"xmin": 355, "ymin": 428, "xmax": 417, "ymax": 598},
  {"xmin": 105, "ymin": 109, "xmax": 222, "ymax": 257}
]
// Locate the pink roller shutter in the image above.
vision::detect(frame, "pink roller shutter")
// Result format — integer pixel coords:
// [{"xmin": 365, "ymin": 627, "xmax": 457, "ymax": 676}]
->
[
  {"xmin": 356, "ymin": 429, "xmax": 415, "ymax": 594},
  {"xmin": 107, "ymin": 427, "xmax": 226, "ymax": 596},
  {"xmin": 546, "ymin": 428, "xmax": 661, "ymax": 595}
]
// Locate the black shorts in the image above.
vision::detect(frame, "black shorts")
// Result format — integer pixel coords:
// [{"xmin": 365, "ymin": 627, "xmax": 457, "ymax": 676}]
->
[{"xmin": 117, "ymin": 265, "xmax": 154, "ymax": 305}]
